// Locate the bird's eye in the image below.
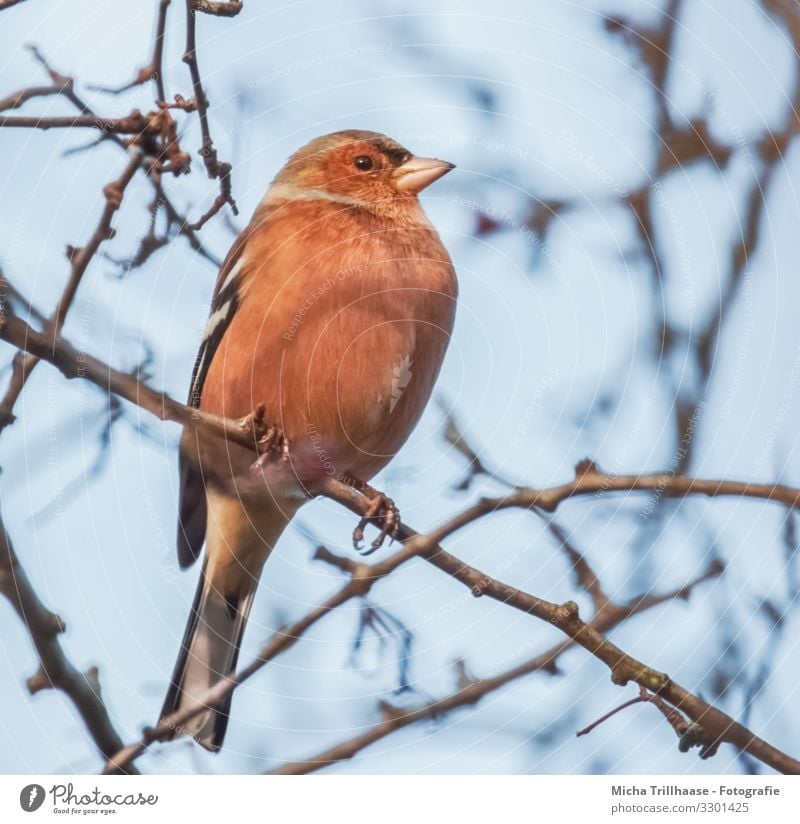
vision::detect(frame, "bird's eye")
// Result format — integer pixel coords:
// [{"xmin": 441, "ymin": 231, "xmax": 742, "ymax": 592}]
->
[{"xmin": 353, "ymin": 155, "xmax": 374, "ymax": 171}]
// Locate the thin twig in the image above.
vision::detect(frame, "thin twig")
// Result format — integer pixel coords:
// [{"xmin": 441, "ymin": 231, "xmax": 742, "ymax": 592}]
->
[
  {"xmin": 542, "ymin": 516, "xmax": 609, "ymax": 611},
  {"xmin": 22, "ymin": 46, "xmax": 217, "ymax": 263},
  {"xmin": 0, "ymin": 150, "xmax": 143, "ymax": 432},
  {"xmin": 0, "ymin": 113, "xmax": 157, "ymax": 131},
  {"xmin": 0, "ymin": 84, "xmax": 65, "ymax": 112},
  {"xmin": 0, "ymin": 273, "xmax": 47, "ymax": 326}
]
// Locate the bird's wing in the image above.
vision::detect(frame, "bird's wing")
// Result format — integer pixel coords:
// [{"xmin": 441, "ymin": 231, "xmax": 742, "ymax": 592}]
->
[{"xmin": 176, "ymin": 230, "xmax": 251, "ymax": 568}]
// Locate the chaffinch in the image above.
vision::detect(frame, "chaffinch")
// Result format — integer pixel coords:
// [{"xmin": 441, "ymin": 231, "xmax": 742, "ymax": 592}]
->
[{"xmin": 160, "ymin": 130, "xmax": 457, "ymax": 750}]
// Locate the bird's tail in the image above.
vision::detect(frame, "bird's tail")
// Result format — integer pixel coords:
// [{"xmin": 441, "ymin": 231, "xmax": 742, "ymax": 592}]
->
[
  {"xmin": 159, "ymin": 562, "xmax": 254, "ymax": 751},
  {"xmin": 161, "ymin": 493, "xmax": 299, "ymax": 752}
]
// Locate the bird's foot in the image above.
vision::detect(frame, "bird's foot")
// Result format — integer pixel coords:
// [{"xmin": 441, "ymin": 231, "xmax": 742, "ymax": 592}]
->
[
  {"xmin": 345, "ymin": 476, "xmax": 401, "ymax": 555},
  {"xmin": 238, "ymin": 404, "xmax": 290, "ymax": 464}
]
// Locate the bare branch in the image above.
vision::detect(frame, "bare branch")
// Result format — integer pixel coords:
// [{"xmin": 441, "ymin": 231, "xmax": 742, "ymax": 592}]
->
[
  {"xmin": 191, "ymin": 0, "xmax": 242, "ymax": 17},
  {"xmin": 437, "ymin": 400, "xmax": 521, "ymax": 490},
  {"xmin": 159, "ymin": 184, "xmax": 221, "ymax": 265},
  {"xmin": 269, "ymin": 564, "xmax": 723, "ymax": 774},
  {"xmin": 107, "ymin": 471, "xmax": 793, "ymax": 774},
  {"xmin": 576, "ymin": 695, "xmax": 648, "ymax": 738},
  {"xmin": 433, "ymin": 461, "xmax": 800, "ymax": 518},
  {"xmin": 24, "ymin": 46, "xmax": 216, "ymax": 264},
  {"xmin": 0, "ymin": 306, "xmax": 797, "ymax": 775},
  {"xmin": 0, "ymin": 150, "xmax": 143, "ymax": 432},
  {"xmin": 88, "ymin": 1, "xmax": 171, "ymax": 100},
  {"xmin": 3, "ymin": 305, "xmax": 800, "ymax": 518},
  {"xmin": 0, "ymin": 274, "xmax": 46, "ymax": 326},
  {"xmin": 183, "ymin": 0, "xmax": 238, "ymax": 228},
  {"xmin": 578, "ymin": 685, "xmax": 721, "ymax": 760},
  {"xmin": 441, "ymin": 414, "xmax": 611, "ymax": 610},
  {"xmin": 0, "ymin": 84, "xmax": 64, "ymax": 112},
  {"xmin": 0, "ymin": 308, "xmax": 254, "ymax": 455},
  {"xmin": 541, "ymin": 516, "xmax": 609, "ymax": 611},
  {"xmin": 0, "ymin": 112, "xmax": 156, "ymax": 132},
  {"xmin": 103, "ymin": 544, "xmax": 412, "ymax": 773}
]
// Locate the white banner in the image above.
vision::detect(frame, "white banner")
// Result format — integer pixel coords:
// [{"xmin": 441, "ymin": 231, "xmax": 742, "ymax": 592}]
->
[{"xmin": 1, "ymin": 775, "xmax": 795, "ymax": 823}]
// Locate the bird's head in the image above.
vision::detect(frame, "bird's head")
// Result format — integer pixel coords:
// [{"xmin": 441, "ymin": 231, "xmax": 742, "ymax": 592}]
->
[{"xmin": 272, "ymin": 130, "xmax": 455, "ymax": 206}]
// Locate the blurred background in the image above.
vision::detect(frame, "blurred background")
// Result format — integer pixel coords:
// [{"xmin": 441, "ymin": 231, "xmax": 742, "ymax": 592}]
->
[{"xmin": 1, "ymin": 0, "xmax": 800, "ymax": 774}]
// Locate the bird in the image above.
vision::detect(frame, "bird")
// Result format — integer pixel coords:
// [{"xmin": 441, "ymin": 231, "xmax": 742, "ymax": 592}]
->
[{"xmin": 160, "ymin": 129, "xmax": 457, "ymax": 751}]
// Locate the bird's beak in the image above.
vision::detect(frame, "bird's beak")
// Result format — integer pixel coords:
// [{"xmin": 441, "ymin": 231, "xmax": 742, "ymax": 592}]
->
[{"xmin": 394, "ymin": 155, "xmax": 455, "ymax": 193}]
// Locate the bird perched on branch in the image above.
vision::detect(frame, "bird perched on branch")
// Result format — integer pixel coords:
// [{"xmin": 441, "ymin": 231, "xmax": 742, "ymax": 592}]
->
[{"xmin": 160, "ymin": 130, "xmax": 457, "ymax": 751}]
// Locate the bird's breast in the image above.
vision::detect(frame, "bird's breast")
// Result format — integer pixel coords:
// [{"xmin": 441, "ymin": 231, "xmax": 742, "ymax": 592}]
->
[{"xmin": 202, "ymin": 202, "xmax": 457, "ymax": 481}]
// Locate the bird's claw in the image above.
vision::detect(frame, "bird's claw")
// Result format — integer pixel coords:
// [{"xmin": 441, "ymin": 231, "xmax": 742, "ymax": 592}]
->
[{"xmin": 352, "ymin": 493, "xmax": 401, "ymax": 555}]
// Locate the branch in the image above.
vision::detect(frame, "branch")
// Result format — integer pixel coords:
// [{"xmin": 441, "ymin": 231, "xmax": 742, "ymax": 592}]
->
[
  {"xmin": 437, "ymin": 410, "xmax": 611, "ymax": 612},
  {"xmin": 0, "ymin": 308, "xmax": 258, "ymax": 455},
  {"xmin": 182, "ymin": 0, "xmax": 238, "ymax": 228},
  {"xmin": 0, "ymin": 43, "xmax": 218, "ymax": 424},
  {"xmin": 312, "ymin": 480, "xmax": 800, "ymax": 776},
  {"xmin": 191, "ymin": 0, "xmax": 242, "ymax": 16},
  {"xmin": 159, "ymin": 183, "xmax": 221, "ymax": 265},
  {"xmin": 0, "ymin": 149, "xmax": 143, "ymax": 432},
  {"xmin": 542, "ymin": 516, "xmax": 610, "ymax": 611},
  {"xmin": 270, "ymin": 563, "xmax": 722, "ymax": 774},
  {"xmin": 0, "ymin": 84, "xmax": 65, "ymax": 112},
  {"xmin": 438, "ymin": 400, "xmax": 521, "ymax": 491},
  {"xmin": 105, "ymin": 494, "xmax": 793, "ymax": 775},
  {"xmin": 88, "ymin": 0, "xmax": 171, "ymax": 100},
  {"xmin": 3, "ymin": 306, "xmax": 799, "ymax": 518},
  {"xmin": 0, "ymin": 113, "xmax": 160, "ymax": 131},
  {"xmin": 103, "ymin": 543, "xmax": 419, "ymax": 773},
  {"xmin": 578, "ymin": 685, "xmax": 721, "ymax": 760},
  {"xmin": 0, "ymin": 508, "xmax": 136, "ymax": 771},
  {"xmin": 0, "ymin": 273, "xmax": 47, "ymax": 326},
  {"xmin": 0, "ymin": 46, "xmax": 123, "ymax": 149},
  {"xmin": 16, "ymin": 46, "xmax": 218, "ymax": 264}
]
